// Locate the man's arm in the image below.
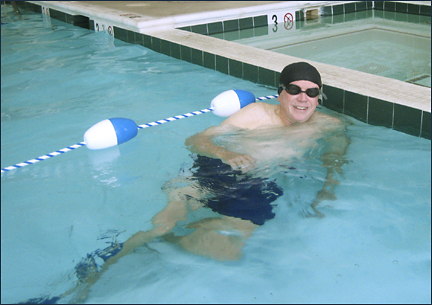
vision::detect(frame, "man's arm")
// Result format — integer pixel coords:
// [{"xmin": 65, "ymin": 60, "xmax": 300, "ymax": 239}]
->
[
  {"xmin": 184, "ymin": 103, "xmax": 271, "ymax": 170},
  {"xmin": 311, "ymin": 122, "xmax": 351, "ymax": 217},
  {"xmin": 185, "ymin": 124, "xmax": 256, "ymax": 170}
]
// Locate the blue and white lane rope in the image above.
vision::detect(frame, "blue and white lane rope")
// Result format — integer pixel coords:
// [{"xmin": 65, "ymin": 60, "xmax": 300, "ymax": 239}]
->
[
  {"xmin": 1, "ymin": 94, "xmax": 278, "ymax": 173},
  {"xmin": 137, "ymin": 107, "xmax": 214, "ymax": 129}
]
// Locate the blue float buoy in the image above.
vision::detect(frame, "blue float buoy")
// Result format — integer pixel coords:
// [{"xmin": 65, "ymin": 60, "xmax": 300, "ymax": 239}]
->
[
  {"xmin": 84, "ymin": 118, "xmax": 138, "ymax": 150},
  {"xmin": 211, "ymin": 89, "xmax": 255, "ymax": 117}
]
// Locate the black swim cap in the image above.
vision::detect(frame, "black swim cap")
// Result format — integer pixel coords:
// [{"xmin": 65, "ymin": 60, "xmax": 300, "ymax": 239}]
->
[{"xmin": 279, "ymin": 62, "xmax": 322, "ymax": 88}]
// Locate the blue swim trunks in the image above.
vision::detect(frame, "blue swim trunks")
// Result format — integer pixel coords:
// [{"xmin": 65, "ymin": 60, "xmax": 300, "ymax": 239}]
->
[{"xmin": 190, "ymin": 155, "xmax": 283, "ymax": 225}]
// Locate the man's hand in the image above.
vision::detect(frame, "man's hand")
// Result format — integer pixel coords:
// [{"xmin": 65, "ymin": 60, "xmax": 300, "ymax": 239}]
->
[{"xmin": 219, "ymin": 151, "xmax": 256, "ymax": 172}]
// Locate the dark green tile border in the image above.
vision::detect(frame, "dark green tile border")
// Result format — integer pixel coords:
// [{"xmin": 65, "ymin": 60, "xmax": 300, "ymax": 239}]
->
[
  {"xmin": 113, "ymin": 26, "xmax": 128, "ymax": 42},
  {"xmin": 421, "ymin": 112, "xmax": 431, "ymax": 140},
  {"xmin": 191, "ymin": 49, "xmax": 203, "ymax": 66},
  {"xmin": 180, "ymin": 45, "xmax": 192, "ymax": 63},
  {"xmin": 345, "ymin": 91, "xmax": 368, "ymax": 123},
  {"xmin": 239, "ymin": 17, "xmax": 253, "ymax": 30},
  {"xmin": 215, "ymin": 55, "xmax": 228, "ymax": 74},
  {"xmin": 160, "ymin": 39, "xmax": 171, "ymax": 56},
  {"xmin": 223, "ymin": 19, "xmax": 239, "ymax": 32},
  {"xmin": 254, "ymin": 15, "xmax": 267, "ymax": 27},
  {"xmin": 258, "ymin": 67, "xmax": 276, "ymax": 87},
  {"xmin": 322, "ymin": 85, "xmax": 344, "ymax": 113},
  {"xmin": 368, "ymin": 97, "xmax": 393, "ymax": 128},
  {"xmin": 203, "ymin": 52, "xmax": 215, "ymax": 70},
  {"xmin": 229, "ymin": 59, "xmax": 243, "ymax": 79},
  {"xmin": 394, "ymin": 104, "xmax": 422, "ymax": 136},
  {"xmin": 208, "ymin": 22, "xmax": 223, "ymax": 35},
  {"xmin": 171, "ymin": 43, "xmax": 181, "ymax": 60},
  {"xmin": 243, "ymin": 64, "xmax": 258, "ymax": 83}
]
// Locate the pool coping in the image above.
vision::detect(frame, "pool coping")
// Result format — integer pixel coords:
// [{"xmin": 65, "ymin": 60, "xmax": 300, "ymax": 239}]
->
[{"xmin": 18, "ymin": 1, "xmax": 431, "ymax": 140}]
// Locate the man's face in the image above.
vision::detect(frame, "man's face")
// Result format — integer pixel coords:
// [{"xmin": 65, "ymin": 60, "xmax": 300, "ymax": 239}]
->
[{"xmin": 278, "ymin": 80, "xmax": 320, "ymax": 125}]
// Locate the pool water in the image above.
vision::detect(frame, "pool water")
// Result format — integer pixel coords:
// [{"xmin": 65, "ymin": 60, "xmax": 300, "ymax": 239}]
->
[
  {"xmin": 1, "ymin": 8, "xmax": 431, "ymax": 304},
  {"xmin": 216, "ymin": 11, "xmax": 431, "ymax": 87}
]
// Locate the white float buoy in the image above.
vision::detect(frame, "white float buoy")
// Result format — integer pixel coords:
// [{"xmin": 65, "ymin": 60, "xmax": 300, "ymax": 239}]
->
[
  {"xmin": 211, "ymin": 89, "xmax": 255, "ymax": 117},
  {"xmin": 84, "ymin": 118, "xmax": 138, "ymax": 150}
]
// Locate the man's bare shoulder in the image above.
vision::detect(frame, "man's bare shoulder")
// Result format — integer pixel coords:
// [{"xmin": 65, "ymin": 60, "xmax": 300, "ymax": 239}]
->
[
  {"xmin": 311, "ymin": 111, "xmax": 342, "ymax": 124},
  {"xmin": 221, "ymin": 102, "xmax": 280, "ymax": 129}
]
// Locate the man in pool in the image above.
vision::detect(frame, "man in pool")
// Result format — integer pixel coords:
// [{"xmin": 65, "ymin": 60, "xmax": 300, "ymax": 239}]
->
[{"xmin": 61, "ymin": 62, "xmax": 350, "ymax": 302}]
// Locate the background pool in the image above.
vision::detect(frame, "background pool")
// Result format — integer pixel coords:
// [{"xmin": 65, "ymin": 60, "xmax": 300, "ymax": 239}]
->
[
  {"xmin": 1, "ymin": 8, "xmax": 431, "ymax": 304},
  {"xmin": 217, "ymin": 11, "xmax": 431, "ymax": 87}
]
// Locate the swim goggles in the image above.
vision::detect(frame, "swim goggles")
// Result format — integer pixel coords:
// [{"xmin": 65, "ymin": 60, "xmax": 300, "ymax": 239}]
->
[{"xmin": 278, "ymin": 84, "xmax": 321, "ymax": 98}]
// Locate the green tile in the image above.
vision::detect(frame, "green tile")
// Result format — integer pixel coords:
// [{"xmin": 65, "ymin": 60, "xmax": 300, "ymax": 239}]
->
[
  {"xmin": 322, "ymin": 6, "xmax": 332, "ymax": 16},
  {"xmin": 216, "ymin": 55, "xmax": 228, "ymax": 74},
  {"xmin": 129, "ymin": 31, "xmax": 138, "ymax": 44},
  {"xmin": 258, "ymin": 67, "xmax": 276, "ymax": 87},
  {"xmin": 344, "ymin": 2, "xmax": 356, "ymax": 14},
  {"xmin": 239, "ymin": 17, "xmax": 253, "ymax": 30},
  {"xmin": 50, "ymin": 9, "xmax": 66, "ymax": 22},
  {"xmin": 69, "ymin": 15, "xmax": 89, "ymax": 29},
  {"xmin": 228, "ymin": 59, "xmax": 242, "ymax": 78},
  {"xmin": 171, "ymin": 43, "xmax": 181, "ymax": 59},
  {"xmin": 393, "ymin": 104, "xmax": 422, "ymax": 136},
  {"xmin": 322, "ymin": 85, "xmax": 344, "ymax": 113},
  {"xmin": 180, "ymin": 45, "xmax": 192, "ymax": 62},
  {"xmin": 114, "ymin": 26, "xmax": 128, "ymax": 42},
  {"xmin": 374, "ymin": 1, "xmax": 384, "ymax": 10},
  {"xmin": 333, "ymin": 4, "xmax": 344, "ymax": 15},
  {"xmin": 395, "ymin": 2, "xmax": 407, "ymax": 13},
  {"xmin": 191, "ymin": 24, "xmax": 207, "ymax": 35},
  {"xmin": 355, "ymin": 2, "xmax": 367, "ymax": 11},
  {"xmin": 223, "ymin": 19, "xmax": 239, "ymax": 32},
  {"xmin": 135, "ymin": 33, "xmax": 144, "ymax": 46},
  {"xmin": 143, "ymin": 34, "xmax": 152, "ymax": 48},
  {"xmin": 203, "ymin": 52, "xmax": 215, "ymax": 70},
  {"xmin": 191, "ymin": 48, "xmax": 203, "ymax": 66},
  {"xmin": 366, "ymin": 2, "xmax": 373, "ymax": 10},
  {"xmin": 295, "ymin": 11, "xmax": 304, "ymax": 21},
  {"xmin": 253, "ymin": 15, "xmax": 268, "ymax": 27},
  {"xmin": 208, "ymin": 22, "xmax": 223, "ymax": 35},
  {"xmin": 152, "ymin": 37, "xmax": 161, "ymax": 52},
  {"xmin": 384, "ymin": 1, "xmax": 396, "ymax": 12},
  {"xmin": 421, "ymin": 111, "xmax": 431, "ymax": 139},
  {"xmin": 407, "ymin": 3, "xmax": 420, "ymax": 15},
  {"xmin": 344, "ymin": 91, "xmax": 368, "ymax": 122},
  {"xmin": 420, "ymin": 5, "xmax": 431, "ymax": 16},
  {"xmin": 160, "ymin": 40, "xmax": 171, "ymax": 56},
  {"xmin": 243, "ymin": 64, "xmax": 258, "ymax": 83},
  {"xmin": 368, "ymin": 97, "xmax": 393, "ymax": 128}
]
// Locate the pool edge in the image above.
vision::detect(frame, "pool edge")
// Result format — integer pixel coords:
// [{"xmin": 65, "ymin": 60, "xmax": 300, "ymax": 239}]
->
[{"xmin": 17, "ymin": 1, "xmax": 431, "ymax": 140}]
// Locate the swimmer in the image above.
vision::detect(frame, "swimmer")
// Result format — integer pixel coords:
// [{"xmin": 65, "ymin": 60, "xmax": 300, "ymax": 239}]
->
[{"xmin": 28, "ymin": 62, "xmax": 350, "ymax": 304}]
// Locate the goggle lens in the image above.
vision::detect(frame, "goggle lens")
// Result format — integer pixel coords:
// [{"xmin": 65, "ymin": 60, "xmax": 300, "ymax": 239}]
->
[{"xmin": 278, "ymin": 84, "xmax": 320, "ymax": 98}]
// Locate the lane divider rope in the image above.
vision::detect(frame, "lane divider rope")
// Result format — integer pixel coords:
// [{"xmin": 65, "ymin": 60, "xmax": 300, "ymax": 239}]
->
[{"xmin": 1, "ymin": 94, "xmax": 278, "ymax": 173}]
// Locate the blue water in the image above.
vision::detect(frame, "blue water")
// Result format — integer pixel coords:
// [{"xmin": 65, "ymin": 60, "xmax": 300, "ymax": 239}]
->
[{"xmin": 1, "ymin": 7, "xmax": 431, "ymax": 304}]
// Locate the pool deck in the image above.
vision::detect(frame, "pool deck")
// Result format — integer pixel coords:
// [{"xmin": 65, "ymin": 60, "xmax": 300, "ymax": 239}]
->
[{"xmin": 20, "ymin": 1, "xmax": 432, "ymax": 138}]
